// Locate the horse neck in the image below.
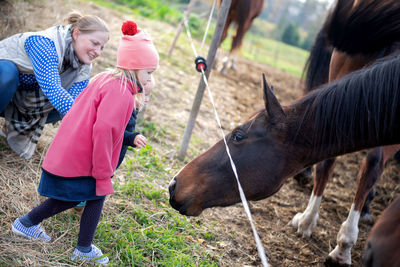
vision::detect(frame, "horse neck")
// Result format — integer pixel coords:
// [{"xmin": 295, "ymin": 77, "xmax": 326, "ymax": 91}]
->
[{"xmin": 286, "ymin": 65, "xmax": 400, "ymax": 166}]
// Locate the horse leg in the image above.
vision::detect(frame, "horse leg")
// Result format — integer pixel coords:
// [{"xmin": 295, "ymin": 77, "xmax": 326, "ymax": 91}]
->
[
  {"xmin": 230, "ymin": 21, "xmax": 252, "ymax": 72},
  {"xmin": 358, "ymin": 145, "xmax": 398, "ymax": 220},
  {"xmin": 361, "ymin": 144, "xmax": 400, "ymax": 220},
  {"xmin": 221, "ymin": 18, "xmax": 250, "ymax": 75},
  {"xmin": 230, "ymin": 52, "xmax": 238, "ymax": 71},
  {"xmin": 291, "ymin": 158, "xmax": 336, "ymax": 237},
  {"xmin": 326, "ymin": 145, "xmax": 398, "ymax": 265},
  {"xmin": 214, "ymin": 16, "xmax": 232, "ymax": 70},
  {"xmin": 221, "ymin": 51, "xmax": 232, "ymax": 76}
]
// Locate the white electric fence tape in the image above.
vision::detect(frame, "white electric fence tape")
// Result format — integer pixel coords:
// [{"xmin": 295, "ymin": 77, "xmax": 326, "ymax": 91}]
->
[{"xmin": 182, "ymin": 13, "xmax": 269, "ymax": 267}]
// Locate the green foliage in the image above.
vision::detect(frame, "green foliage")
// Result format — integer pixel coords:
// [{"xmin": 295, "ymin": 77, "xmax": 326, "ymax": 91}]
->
[
  {"xmin": 107, "ymin": 0, "xmax": 183, "ymax": 25},
  {"xmin": 136, "ymin": 120, "xmax": 166, "ymax": 141},
  {"xmin": 281, "ymin": 23, "xmax": 300, "ymax": 47},
  {"xmin": 127, "ymin": 144, "xmax": 165, "ymax": 171},
  {"xmin": 187, "ymin": 14, "xmax": 202, "ymax": 34},
  {"xmin": 94, "ymin": 178, "xmax": 219, "ymax": 265}
]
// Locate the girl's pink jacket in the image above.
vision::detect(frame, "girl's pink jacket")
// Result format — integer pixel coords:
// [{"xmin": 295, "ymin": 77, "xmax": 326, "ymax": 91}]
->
[{"xmin": 42, "ymin": 73, "xmax": 136, "ymax": 196}]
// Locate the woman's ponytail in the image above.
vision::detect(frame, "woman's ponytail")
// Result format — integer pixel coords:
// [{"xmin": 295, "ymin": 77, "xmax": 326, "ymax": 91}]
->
[{"xmin": 64, "ymin": 11, "xmax": 108, "ymax": 34}]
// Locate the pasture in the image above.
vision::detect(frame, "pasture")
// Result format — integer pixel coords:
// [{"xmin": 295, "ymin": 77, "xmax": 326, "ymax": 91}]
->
[{"xmin": 0, "ymin": 0, "xmax": 399, "ymax": 266}]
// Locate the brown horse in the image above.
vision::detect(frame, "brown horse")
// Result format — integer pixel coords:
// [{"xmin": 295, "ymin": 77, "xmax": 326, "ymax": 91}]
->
[
  {"xmin": 169, "ymin": 55, "xmax": 400, "ymax": 264},
  {"xmin": 362, "ymin": 196, "xmax": 400, "ymax": 267},
  {"xmin": 217, "ymin": 0, "xmax": 264, "ymax": 75},
  {"xmin": 290, "ymin": 0, "xmax": 400, "ymax": 265},
  {"xmin": 170, "ymin": 0, "xmax": 400, "ymax": 263}
]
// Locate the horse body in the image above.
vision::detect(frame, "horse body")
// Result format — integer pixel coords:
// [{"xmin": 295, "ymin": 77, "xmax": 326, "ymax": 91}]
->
[
  {"xmin": 169, "ymin": 55, "xmax": 400, "ymax": 214},
  {"xmin": 169, "ymin": 0, "xmax": 400, "ymax": 264},
  {"xmin": 362, "ymin": 196, "xmax": 400, "ymax": 267},
  {"xmin": 291, "ymin": 1, "xmax": 400, "ymax": 264},
  {"xmin": 217, "ymin": 0, "xmax": 264, "ymax": 75}
]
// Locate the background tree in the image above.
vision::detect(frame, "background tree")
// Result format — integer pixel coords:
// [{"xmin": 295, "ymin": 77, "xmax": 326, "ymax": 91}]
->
[{"xmin": 281, "ymin": 23, "xmax": 300, "ymax": 46}]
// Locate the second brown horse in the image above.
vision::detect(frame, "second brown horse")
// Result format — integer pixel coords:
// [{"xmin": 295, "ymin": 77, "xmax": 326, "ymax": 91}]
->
[{"xmin": 218, "ymin": 0, "xmax": 264, "ymax": 75}]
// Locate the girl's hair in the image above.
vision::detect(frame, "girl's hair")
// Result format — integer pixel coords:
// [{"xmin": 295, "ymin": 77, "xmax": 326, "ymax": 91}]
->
[
  {"xmin": 92, "ymin": 68, "xmax": 147, "ymax": 112},
  {"xmin": 64, "ymin": 11, "xmax": 109, "ymax": 34}
]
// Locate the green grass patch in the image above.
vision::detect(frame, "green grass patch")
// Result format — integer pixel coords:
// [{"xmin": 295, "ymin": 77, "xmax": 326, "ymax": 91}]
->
[
  {"xmin": 221, "ymin": 33, "xmax": 309, "ymax": 77},
  {"xmin": 95, "ymin": 205, "xmax": 219, "ymax": 266}
]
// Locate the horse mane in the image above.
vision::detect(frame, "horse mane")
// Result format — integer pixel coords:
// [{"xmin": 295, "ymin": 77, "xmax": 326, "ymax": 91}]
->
[
  {"xmin": 325, "ymin": 0, "xmax": 400, "ymax": 55},
  {"xmin": 302, "ymin": 27, "xmax": 332, "ymax": 94},
  {"xmin": 297, "ymin": 53, "xmax": 400, "ymax": 154}
]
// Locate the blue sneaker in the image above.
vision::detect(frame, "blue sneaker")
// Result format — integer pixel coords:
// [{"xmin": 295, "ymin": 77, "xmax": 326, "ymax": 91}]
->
[
  {"xmin": 71, "ymin": 244, "xmax": 109, "ymax": 264},
  {"xmin": 11, "ymin": 218, "xmax": 51, "ymax": 242}
]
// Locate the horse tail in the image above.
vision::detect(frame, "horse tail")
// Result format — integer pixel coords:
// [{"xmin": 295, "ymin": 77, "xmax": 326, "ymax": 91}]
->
[
  {"xmin": 325, "ymin": 0, "xmax": 400, "ymax": 55},
  {"xmin": 302, "ymin": 27, "xmax": 332, "ymax": 94}
]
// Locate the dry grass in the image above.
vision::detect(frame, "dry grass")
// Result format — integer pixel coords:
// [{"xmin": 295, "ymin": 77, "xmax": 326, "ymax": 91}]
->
[
  {"xmin": 1, "ymin": 0, "xmax": 399, "ymax": 266},
  {"xmin": 0, "ymin": 0, "xmax": 27, "ymax": 39}
]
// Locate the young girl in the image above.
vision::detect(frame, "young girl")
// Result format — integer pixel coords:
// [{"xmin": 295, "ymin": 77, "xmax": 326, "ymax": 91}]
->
[
  {"xmin": 11, "ymin": 20, "xmax": 159, "ymax": 264},
  {"xmin": 0, "ymin": 11, "xmax": 109, "ymax": 159}
]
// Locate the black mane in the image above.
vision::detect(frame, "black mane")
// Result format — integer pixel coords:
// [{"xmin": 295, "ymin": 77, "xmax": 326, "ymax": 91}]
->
[
  {"xmin": 302, "ymin": 29, "xmax": 332, "ymax": 93},
  {"xmin": 299, "ymin": 53, "xmax": 400, "ymax": 155},
  {"xmin": 325, "ymin": 0, "xmax": 400, "ymax": 55}
]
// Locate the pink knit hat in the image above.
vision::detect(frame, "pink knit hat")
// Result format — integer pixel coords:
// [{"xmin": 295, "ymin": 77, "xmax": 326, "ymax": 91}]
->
[{"xmin": 117, "ymin": 21, "xmax": 159, "ymax": 70}]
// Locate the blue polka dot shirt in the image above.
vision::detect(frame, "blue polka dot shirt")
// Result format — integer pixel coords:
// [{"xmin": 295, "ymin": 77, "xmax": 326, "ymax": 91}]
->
[{"xmin": 23, "ymin": 36, "xmax": 89, "ymax": 115}]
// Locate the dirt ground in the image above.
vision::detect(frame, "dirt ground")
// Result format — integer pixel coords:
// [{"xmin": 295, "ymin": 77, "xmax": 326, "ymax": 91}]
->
[{"xmin": 1, "ymin": 0, "xmax": 400, "ymax": 266}]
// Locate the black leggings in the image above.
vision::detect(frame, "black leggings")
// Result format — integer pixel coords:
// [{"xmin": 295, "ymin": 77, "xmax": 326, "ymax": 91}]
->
[{"xmin": 27, "ymin": 197, "xmax": 105, "ymax": 247}]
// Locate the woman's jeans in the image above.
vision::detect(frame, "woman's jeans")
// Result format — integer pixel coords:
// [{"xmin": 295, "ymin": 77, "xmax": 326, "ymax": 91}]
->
[
  {"xmin": 0, "ymin": 60, "xmax": 19, "ymax": 114},
  {"xmin": 0, "ymin": 60, "xmax": 62, "ymax": 123}
]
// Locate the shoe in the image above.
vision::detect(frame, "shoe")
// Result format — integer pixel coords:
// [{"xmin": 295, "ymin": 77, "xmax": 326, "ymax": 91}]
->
[
  {"xmin": 11, "ymin": 218, "xmax": 51, "ymax": 242},
  {"xmin": 76, "ymin": 201, "xmax": 86, "ymax": 207},
  {"xmin": 71, "ymin": 244, "xmax": 109, "ymax": 264}
]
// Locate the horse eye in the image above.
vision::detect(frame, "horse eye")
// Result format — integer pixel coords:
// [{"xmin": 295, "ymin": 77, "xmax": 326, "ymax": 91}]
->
[{"xmin": 231, "ymin": 131, "xmax": 246, "ymax": 142}]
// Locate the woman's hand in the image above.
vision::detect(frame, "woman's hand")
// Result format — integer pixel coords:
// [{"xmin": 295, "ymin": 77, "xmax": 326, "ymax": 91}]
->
[{"xmin": 133, "ymin": 134, "xmax": 147, "ymax": 148}]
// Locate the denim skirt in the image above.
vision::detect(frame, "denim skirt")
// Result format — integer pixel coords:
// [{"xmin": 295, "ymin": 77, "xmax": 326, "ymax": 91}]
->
[{"xmin": 38, "ymin": 169, "xmax": 104, "ymax": 201}]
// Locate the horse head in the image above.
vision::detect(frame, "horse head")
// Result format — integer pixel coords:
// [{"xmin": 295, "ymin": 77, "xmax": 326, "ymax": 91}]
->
[{"xmin": 169, "ymin": 74, "xmax": 306, "ymax": 216}]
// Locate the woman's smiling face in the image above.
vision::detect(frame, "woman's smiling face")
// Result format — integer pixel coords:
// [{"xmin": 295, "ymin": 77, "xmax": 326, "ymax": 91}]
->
[{"xmin": 72, "ymin": 29, "xmax": 109, "ymax": 65}]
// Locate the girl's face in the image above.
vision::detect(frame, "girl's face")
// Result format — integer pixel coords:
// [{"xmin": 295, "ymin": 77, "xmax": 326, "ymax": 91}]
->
[
  {"xmin": 137, "ymin": 68, "xmax": 155, "ymax": 88},
  {"xmin": 72, "ymin": 29, "xmax": 109, "ymax": 65}
]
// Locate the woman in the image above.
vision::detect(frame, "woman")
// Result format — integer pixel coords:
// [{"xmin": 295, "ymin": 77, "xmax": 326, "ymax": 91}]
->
[{"xmin": 0, "ymin": 11, "xmax": 109, "ymax": 159}]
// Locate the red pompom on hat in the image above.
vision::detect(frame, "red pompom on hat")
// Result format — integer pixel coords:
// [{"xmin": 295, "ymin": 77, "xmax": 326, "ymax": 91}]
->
[
  {"xmin": 117, "ymin": 20, "xmax": 159, "ymax": 70},
  {"xmin": 121, "ymin": 20, "xmax": 138, "ymax": 36}
]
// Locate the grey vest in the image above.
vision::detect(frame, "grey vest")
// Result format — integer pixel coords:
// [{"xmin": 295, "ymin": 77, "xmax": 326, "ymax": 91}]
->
[{"xmin": 0, "ymin": 24, "xmax": 91, "ymax": 89}]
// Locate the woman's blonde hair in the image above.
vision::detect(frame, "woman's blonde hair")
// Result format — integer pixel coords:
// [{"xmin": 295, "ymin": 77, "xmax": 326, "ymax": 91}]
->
[
  {"xmin": 64, "ymin": 11, "xmax": 109, "ymax": 34},
  {"xmin": 92, "ymin": 68, "xmax": 146, "ymax": 112}
]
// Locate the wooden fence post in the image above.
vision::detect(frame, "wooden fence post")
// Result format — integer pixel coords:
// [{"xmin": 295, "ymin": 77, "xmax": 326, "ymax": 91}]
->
[{"xmin": 178, "ymin": 0, "xmax": 231, "ymax": 160}]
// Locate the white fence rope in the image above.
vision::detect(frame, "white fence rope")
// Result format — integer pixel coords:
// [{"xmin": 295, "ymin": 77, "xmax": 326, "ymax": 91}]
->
[{"xmin": 182, "ymin": 15, "xmax": 269, "ymax": 267}]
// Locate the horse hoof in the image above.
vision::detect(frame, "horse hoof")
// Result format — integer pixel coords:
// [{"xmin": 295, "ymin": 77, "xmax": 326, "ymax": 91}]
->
[{"xmin": 324, "ymin": 256, "xmax": 351, "ymax": 267}]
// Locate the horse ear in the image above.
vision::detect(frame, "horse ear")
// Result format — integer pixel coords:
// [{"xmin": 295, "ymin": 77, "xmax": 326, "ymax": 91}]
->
[{"xmin": 262, "ymin": 73, "xmax": 285, "ymax": 120}]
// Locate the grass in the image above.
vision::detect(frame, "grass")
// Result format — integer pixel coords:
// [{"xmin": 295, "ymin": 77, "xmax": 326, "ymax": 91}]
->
[
  {"xmin": 220, "ymin": 27, "xmax": 309, "ymax": 77},
  {"xmin": 61, "ymin": 121, "xmax": 220, "ymax": 266}
]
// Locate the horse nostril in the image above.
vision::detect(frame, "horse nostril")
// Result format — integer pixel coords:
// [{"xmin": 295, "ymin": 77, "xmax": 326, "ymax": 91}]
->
[{"xmin": 168, "ymin": 177, "xmax": 177, "ymax": 198}]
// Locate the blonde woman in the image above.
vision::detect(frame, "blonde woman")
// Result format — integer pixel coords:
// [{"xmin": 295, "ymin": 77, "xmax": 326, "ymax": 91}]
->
[{"xmin": 0, "ymin": 12, "xmax": 109, "ymax": 159}]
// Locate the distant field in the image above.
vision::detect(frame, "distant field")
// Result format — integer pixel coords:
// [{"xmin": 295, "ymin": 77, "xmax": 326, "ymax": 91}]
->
[{"xmin": 221, "ymin": 31, "xmax": 310, "ymax": 78}]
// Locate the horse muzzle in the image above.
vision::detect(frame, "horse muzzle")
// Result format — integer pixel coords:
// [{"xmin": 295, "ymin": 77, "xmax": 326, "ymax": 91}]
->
[{"xmin": 168, "ymin": 177, "xmax": 202, "ymax": 216}]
